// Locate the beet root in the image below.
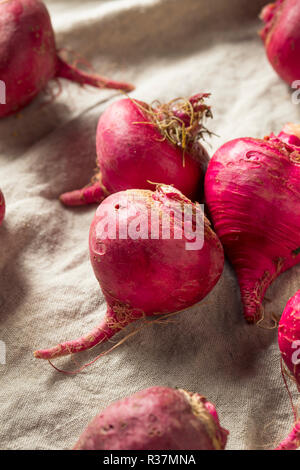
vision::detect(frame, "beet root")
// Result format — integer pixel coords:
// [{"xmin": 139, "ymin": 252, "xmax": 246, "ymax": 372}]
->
[
  {"xmin": 74, "ymin": 386, "xmax": 229, "ymax": 450},
  {"xmin": 34, "ymin": 185, "xmax": 224, "ymax": 360},
  {"xmin": 276, "ymin": 290, "xmax": 300, "ymax": 450},
  {"xmin": 0, "ymin": 190, "xmax": 5, "ymax": 225},
  {"xmin": 60, "ymin": 94, "xmax": 212, "ymax": 206},
  {"xmin": 205, "ymin": 123, "xmax": 300, "ymax": 324},
  {"xmin": 260, "ymin": 0, "xmax": 300, "ymax": 86},
  {"xmin": 0, "ymin": 0, "xmax": 134, "ymax": 119}
]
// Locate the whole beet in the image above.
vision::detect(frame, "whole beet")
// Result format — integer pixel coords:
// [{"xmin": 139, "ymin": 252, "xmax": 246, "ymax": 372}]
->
[
  {"xmin": 279, "ymin": 290, "xmax": 300, "ymax": 388},
  {"xmin": 260, "ymin": 0, "xmax": 300, "ymax": 85},
  {"xmin": 74, "ymin": 386, "xmax": 229, "ymax": 450},
  {"xmin": 60, "ymin": 94, "xmax": 211, "ymax": 206},
  {"xmin": 34, "ymin": 185, "xmax": 224, "ymax": 360},
  {"xmin": 205, "ymin": 123, "xmax": 300, "ymax": 324},
  {"xmin": 0, "ymin": 190, "xmax": 5, "ymax": 225},
  {"xmin": 276, "ymin": 290, "xmax": 300, "ymax": 450},
  {"xmin": 0, "ymin": 0, "xmax": 133, "ymax": 118}
]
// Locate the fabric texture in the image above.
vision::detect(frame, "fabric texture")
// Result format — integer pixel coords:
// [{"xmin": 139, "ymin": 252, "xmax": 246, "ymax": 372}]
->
[{"xmin": 1, "ymin": 0, "xmax": 300, "ymax": 450}]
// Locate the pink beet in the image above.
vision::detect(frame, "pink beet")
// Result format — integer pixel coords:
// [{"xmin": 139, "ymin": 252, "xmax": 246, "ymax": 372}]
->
[
  {"xmin": 276, "ymin": 290, "xmax": 300, "ymax": 450},
  {"xmin": 60, "ymin": 94, "xmax": 212, "ymax": 206},
  {"xmin": 0, "ymin": 0, "xmax": 134, "ymax": 119},
  {"xmin": 34, "ymin": 185, "xmax": 224, "ymax": 360},
  {"xmin": 278, "ymin": 290, "xmax": 300, "ymax": 388},
  {"xmin": 0, "ymin": 190, "xmax": 5, "ymax": 225},
  {"xmin": 73, "ymin": 386, "xmax": 229, "ymax": 450},
  {"xmin": 260, "ymin": 0, "xmax": 300, "ymax": 85},
  {"xmin": 205, "ymin": 123, "xmax": 300, "ymax": 324}
]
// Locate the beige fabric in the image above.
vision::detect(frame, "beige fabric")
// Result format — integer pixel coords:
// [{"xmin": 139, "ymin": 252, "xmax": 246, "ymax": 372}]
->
[{"xmin": 1, "ymin": 0, "xmax": 299, "ymax": 450}]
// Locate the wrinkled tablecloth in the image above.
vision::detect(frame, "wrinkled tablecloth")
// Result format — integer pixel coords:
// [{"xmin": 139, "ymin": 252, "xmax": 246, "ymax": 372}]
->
[{"xmin": 1, "ymin": 0, "xmax": 300, "ymax": 450}]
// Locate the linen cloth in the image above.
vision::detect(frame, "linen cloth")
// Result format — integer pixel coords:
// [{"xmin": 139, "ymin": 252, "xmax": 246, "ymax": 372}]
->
[{"xmin": 1, "ymin": 0, "xmax": 300, "ymax": 450}]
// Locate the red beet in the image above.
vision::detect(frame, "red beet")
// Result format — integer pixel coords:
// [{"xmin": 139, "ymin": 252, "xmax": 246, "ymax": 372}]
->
[
  {"xmin": 60, "ymin": 94, "xmax": 212, "ymax": 206},
  {"xmin": 34, "ymin": 185, "xmax": 224, "ymax": 361},
  {"xmin": 74, "ymin": 387, "xmax": 229, "ymax": 450},
  {"xmin": 276, "ymin": 290, "xmax": 300, "ymax": 450},
  {"xmin": 260, "ymin": 0, "xmax": 300, "ymax": 86},
  {"xmin": 0, "ymin": 0, "xmax": 134, "ymax": 118},
  {"xmin": 0, "ymin": 190, "xmax": 5, "ymax": 225},
  {"xmin": 205, "ymin": 123, "xmax": 300, "ymax": 324}
]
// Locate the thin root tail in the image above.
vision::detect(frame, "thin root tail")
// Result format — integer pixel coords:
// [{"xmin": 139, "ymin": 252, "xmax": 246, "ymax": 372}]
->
[
  {"xmin": 60, "ymin": 181, "xmax": 107, "ymax": 206},
  {"xmin": 56, "ymin": 56, "xmax": 134, "ymax": 92},
  {"xmin": 33, "ymin": 319, "xmax": 117, "ymax": 360}
]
